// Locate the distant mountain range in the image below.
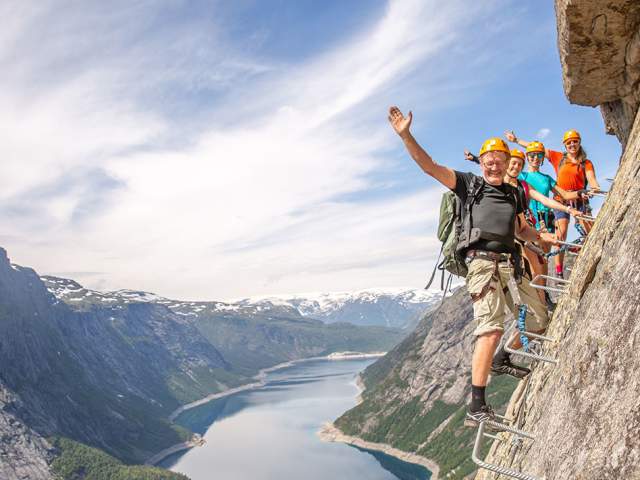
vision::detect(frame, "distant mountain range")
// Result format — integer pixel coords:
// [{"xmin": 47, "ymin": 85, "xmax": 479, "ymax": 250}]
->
[{"xmin": 43, "ymin": 277, "xmax": 442, "ymax": 330}]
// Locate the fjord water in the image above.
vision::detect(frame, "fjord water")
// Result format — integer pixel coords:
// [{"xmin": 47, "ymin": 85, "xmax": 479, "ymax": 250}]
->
[{"xmin": 161, "ymin": 358, "xmax": 431, "ymax": 480}]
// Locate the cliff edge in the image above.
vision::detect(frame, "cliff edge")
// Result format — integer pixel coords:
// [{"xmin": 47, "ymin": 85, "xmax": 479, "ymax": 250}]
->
[{"xmin": 477, "ymin": 2, "xmax": 640, "ymax": 478}]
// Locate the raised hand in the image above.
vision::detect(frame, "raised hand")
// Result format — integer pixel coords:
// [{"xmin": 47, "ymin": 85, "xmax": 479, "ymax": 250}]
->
[
  {"xmin": 464, "ymin": 148, "xmax": 478, "ymax": 163},
  {"xmin": 388, "ymin": 106, "xmax": 412, "ymax": 138},
  {"xmin": 504, "ymin": 130, "xmax": 517, "ymax": 143}
]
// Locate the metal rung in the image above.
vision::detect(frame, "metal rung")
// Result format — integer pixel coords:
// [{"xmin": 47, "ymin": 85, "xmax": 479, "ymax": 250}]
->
[
  {"xmin": 532, "ymin": 274, "xmax": 569, "ymax": 284},
  {"xmin": 504, "ymin": 331, "xmax": 558, "ymax": 364},
  {"xmin": 576, "ymin": 214, "xmax": 596, "ymax": 221},
  {"xmin": 530, "ymin": 274, "xmax": 568, "ymax": 294},
  {"xmin": 555, "ymin": 240, "xmax": 583, "ymax": 249},
  {"xmin": 484, "ymin": 419, "xmax": 536, "ymax": 439},
  {"xmin": 472, "ymin": 422, "xmax": 541, "ymax": 480},
  {"xmin": 588, "ymin": 190, "xmax": 608, "ymax": 197}
]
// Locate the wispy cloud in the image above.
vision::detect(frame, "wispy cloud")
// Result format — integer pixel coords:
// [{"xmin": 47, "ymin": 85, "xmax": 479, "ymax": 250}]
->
[
  {"xmin": 537, "ymin": 128, "xmax": 551, "ymax": 140},
  {"xmin": 1, "ymin": 0, "xmax": 515, "ymax": 299}
]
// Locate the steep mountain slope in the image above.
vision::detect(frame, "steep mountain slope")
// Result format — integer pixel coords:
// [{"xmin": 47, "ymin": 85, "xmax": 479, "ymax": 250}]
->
[
  {"xmin": 0, "ymin": 249, "xmax": 230, "ymax": 465},
  {"xmin": 334, "ymin": 288, "xmax": 518, "ymax": 479},
  {"xmin": 0, "ymin": 382, "xmax": 55, "ymax": 480},
  {"xmin": 41, "ymin": 276, "xmax": 407, "ymax": 377}
]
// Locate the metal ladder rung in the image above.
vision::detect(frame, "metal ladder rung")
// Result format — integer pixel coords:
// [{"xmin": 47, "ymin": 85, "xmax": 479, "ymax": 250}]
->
[
  {"xmin": 530, "ymin": 274, "xmax": 568, "ymax": 295},
  {"xmin": 555, "ymin": 240, "xmax": 583, "ymax": 249},
  {"xmin": 472, "ymin": 422, "xmax": 542, "ymax": 480},
  {"xmin": 587, "ymin": 191, "xmax": 607, "ymax": 197},
  {"xmin": 504, "ymin": 331, "xmax": 558, "ymax": 364},
  {"xmin": 576, "ymin": 213, "xmax": 596, "ymax": 221}
]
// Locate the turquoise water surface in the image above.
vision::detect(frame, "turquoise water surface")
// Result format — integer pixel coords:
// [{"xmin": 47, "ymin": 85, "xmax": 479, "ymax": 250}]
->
[{"xmin": 160, "ymin": 358, "xmax": 431, "ymax": 480}]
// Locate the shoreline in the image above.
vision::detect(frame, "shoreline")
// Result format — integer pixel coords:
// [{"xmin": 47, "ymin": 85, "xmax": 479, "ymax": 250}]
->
[
  {"xmin": 317, "ymin": 423, "xmax": 440, "ymax": 480},
  {"xmin": 149, "ymin": 351, "xmax": 385, "ymax": 466}
]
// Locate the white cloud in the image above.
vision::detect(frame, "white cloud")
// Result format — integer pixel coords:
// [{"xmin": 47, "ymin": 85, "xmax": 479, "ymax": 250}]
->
[
  {"xmin": 1, "ymin": 0, "xmax": 504, "ymax": 299},
  {"xmin": 537, "ymin": 128, "xmax": 551, "ymax": 140}
]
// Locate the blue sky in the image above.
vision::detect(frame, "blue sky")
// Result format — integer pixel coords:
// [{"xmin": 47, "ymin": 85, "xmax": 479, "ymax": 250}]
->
[{"xmin": 0, "ymin": 0, "xmax": 621, "ymax": 300}]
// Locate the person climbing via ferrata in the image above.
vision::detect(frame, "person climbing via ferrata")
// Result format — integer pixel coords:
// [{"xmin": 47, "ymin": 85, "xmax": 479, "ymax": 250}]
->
[
  {"xmin": 388, "ymin": 106, "xmax": 558, "ymax": 428},
  {"xmin": 505, "ymin": 129, "xmax": 602, "ymax": 278},
  {"xmin": 465, "ymin": 145, "xmax": 582, "ymax": 304}
]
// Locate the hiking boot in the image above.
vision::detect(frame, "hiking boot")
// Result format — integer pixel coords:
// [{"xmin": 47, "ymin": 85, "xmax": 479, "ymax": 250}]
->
[
  {"xmin": 491, "ymin": 357, "xmax": 531, "ymax": 379},
  {"xmin": 464, "ymin": 404, "xmax": 499, "ymax": 429},
  {"xmin": 555, "ymin": 269, "xmax": 564, "ymax": 280}
]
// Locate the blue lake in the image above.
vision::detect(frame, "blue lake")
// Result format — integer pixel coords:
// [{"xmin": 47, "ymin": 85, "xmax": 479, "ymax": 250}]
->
[{"xmin": 160, "ymin": 358, "xmax": 431, "ymax": 480}]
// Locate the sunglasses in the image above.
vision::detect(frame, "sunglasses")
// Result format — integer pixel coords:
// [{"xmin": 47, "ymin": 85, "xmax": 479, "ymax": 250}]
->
[
  {"xmin": 565, "ymin": 140, "xmax": 580, "ymax": 146},
  {"xmin": 527, "ymin": 153, "xmax": 544, "ymax": 159}
]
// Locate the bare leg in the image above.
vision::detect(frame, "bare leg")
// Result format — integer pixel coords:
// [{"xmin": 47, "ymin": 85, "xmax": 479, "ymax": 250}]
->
[
  {"xmin": 472, "ymin": 331, "xmax": 503, "ymax": 386},
  {"xmin": 555, "ymin": 217, "xmax": 569, "ymax": 273},
  {"xmin": 509, "ymin": 328, "xmax": 546, "ymax": 350},
  {"xmin": 579, "ymin": 218, "xmax": 594, "ymax": 235}
]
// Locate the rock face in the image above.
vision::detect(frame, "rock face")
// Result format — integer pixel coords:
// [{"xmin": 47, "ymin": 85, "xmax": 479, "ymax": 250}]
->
[
  {"xmin": 556, "ymin": 0, "xmax": 640, "ymax": 146},
  {"xmin": 476, "ymin": 4, "xmax": 640, "ymax": 479},
  {"xmin": 0, "ymin": 383, "xmax": 54, "ymax": 480},
  {"xmin": 476, "ymin": 99, "xmax": 640, "ymax": 480}
]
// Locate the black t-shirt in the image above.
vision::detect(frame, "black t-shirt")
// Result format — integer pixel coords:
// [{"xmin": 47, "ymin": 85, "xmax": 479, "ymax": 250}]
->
[{"xmin": 452, "ymin": 171, "xmax": 523, "ymax": 254}]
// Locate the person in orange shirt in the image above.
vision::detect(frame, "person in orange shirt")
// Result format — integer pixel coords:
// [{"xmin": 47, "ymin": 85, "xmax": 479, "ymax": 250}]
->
[{"xmin": 505, "ymin": 129, "xmax": 601, "ymax": 277}]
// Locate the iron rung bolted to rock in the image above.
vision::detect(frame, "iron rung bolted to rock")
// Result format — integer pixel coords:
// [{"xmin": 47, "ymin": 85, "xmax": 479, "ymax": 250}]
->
[
  {"xmin": 472, "ymin": 422, "xmax": 542, "ymax": 480},
  {"xmin": 504, "ymin": 330, "xmax": 558, "ymax": 365},
  {"xmin": 530, "ymin": 274, "xmax": 569, "ymax": 295}
]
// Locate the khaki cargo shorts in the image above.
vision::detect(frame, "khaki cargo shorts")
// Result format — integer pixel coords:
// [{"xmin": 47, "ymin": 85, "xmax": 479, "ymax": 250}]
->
[{"xmin": 465, "ymin": 258, "xmax": 549, "ymax": 337}]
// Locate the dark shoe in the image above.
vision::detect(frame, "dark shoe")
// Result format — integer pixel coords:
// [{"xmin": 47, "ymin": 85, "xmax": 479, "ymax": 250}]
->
[
  {"xmin": 556, "ymin": 270, "xmax": 564, "ymax": 279},
  {"xmin": 464, "ymin": 404, "xmax": 497, "ymax": 429},
  {"xmin": 491, "ymin": 357, "xmax": 531, "ymax": 379}
]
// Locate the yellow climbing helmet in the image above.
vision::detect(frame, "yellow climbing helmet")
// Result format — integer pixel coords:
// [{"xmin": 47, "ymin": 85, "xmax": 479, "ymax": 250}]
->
[
  {"xmin": 479, "ymin": 137, "xmax": 510, "ymax": 156},
  {"xmin": 526, "ymin": 141, "xmax": 545, "ymax": 154},
  {"xmin": 510, "ymin": 149, "xmax": 525, "ymax": 160},
  {"xmin": 563, "ymin": 129, "xmax": 581, "ymax": 144}
]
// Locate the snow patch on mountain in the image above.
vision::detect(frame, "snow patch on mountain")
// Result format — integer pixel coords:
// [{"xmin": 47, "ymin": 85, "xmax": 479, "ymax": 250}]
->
[{"xmin": 41, "ymin": 274, "xmax": 442, "ymax": 329}]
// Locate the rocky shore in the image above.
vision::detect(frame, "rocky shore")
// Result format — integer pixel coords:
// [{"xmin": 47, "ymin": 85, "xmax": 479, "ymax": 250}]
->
[{"xmin": 317, "ymin": 422, "xmax": 439, "ymax": 479}]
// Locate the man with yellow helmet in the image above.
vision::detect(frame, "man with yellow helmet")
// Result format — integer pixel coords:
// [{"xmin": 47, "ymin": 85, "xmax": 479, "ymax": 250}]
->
[
  {"xmin": 505, "ymin": 129, "xmax": 601, "ymax": 277},
  {"xmin": 388, "ymin": 106, "xmax": 556, "ymax": 428}
]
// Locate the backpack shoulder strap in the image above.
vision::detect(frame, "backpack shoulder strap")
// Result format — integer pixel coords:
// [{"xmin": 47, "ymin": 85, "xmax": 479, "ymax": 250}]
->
[{"xmin": 465, "ymin": 175, "xmax": 484, "ymax": 210}]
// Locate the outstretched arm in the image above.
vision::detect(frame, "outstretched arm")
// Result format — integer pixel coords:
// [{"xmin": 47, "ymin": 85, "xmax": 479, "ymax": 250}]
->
[
  {"xmin": 389, "ymin": 106, "xmax": 456, "ymax": 190},
  {"xmin": 504, "ymin": 130, "xmax": 552, "ymax": 159},
  {"xmin": 586, "ymin": 170, "xmax": 601, "ymax": 191},
  {"xmin": 515, "ymin": 214, "xmax": 557, "ymax": 244},
  {"xmin": 551, "ymin": 185, "xmax": 580, "ymax": 201},
  {"xmin": 529, "ymin": 189, "xmax": 580, "ymax": 216}
]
